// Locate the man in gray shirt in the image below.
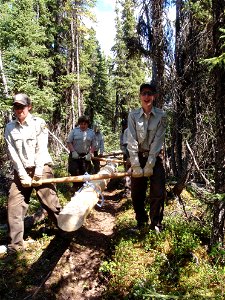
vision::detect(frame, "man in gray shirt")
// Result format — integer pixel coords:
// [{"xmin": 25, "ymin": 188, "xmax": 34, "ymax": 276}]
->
[
  {"xmin": 4, "ymin": 93, "xmax": 62, "ymax": 254},
  {"xmin": 127, "ymin": 83, "xmax": 167, "ymax": 232}
]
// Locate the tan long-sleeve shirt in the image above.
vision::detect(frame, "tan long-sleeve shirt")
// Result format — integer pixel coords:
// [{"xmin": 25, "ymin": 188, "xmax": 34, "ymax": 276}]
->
[
  {"xmin": 127, "ymin": 107, "xmax": 167, "ymax": 168},
  {"xmin": 5, "ymin": 113, "xmax": 53, "ymax": 179}
]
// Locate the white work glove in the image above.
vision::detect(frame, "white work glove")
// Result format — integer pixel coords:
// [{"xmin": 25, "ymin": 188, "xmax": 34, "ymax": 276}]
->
[
  {"xmin": 85, "ymin": 153, "xmax": 92, "ymax": 161},
  {"xmin": 32, "ymin": 175, "xmax": 43, "ymax": 187},
  {"xmin": 143, "ymin": 164, "xmax": 153, "ymax": 177},
  {"xmin": 72, "ymin": 151, "xmax": 79, "ymax": 159},
  {"xmin": 20, "ymin": 175, "xmax": 32, "ymax": 187},
  {"xmin": 132, "ymin": 166, "xmax": 143, "ymax": 178}
]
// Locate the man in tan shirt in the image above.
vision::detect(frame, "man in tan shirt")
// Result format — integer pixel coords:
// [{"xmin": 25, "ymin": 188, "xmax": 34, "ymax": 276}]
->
[
  {"xmin": 4, "ymin": 93, "xmax": 61, "ymax": 254},
  {"xmin": 127, "ymin": 83, "xmax": 167, "ymax": 232}
]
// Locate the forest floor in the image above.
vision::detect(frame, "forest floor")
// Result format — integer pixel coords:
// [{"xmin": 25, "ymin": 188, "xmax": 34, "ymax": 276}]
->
[{"xmin": 0, "ymin": 179, "xmax": 127, "ymax": 300}]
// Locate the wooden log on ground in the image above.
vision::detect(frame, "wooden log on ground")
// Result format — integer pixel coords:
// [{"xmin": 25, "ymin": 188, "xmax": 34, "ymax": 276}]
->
[{"xmin": 57, "ymin": 164, "xmax": 125, "ymax": 232}]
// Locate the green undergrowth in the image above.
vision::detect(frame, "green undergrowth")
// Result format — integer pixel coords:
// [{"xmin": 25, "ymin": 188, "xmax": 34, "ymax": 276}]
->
[{"xmin": 100, "ymin": 189, "xmax": 225, "ymax": 299}]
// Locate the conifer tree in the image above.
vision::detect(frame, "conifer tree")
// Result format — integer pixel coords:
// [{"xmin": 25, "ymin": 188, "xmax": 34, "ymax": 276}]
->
[
  {"xmin": 112, "ymin": 0, "xmax": 145, "ymax": 131},
  {"xmin": 0, "ymin": 0, "xmax": 53, "ymax": 117}
]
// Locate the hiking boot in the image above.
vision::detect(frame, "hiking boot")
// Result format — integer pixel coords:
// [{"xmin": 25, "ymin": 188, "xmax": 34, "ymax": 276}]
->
[
  {"xmin": 7, "ymin": 245, "xmax": 25, "ymax": 255},
  {"xmin": 0, "ymin": 245, "xmax": 7, "ymax": 255},
  {"xmin": 128, "ymin": 222, "xmax": 148, "ymax": 233},
  {"xmin": 149, "ymin": 224, "xmax": 163, "ymax": 234},
  {"xmin": 122, "ymin": 188, "xmax": 131, "ymax": 198},
  {"xmin": 128, "ymin": 225, "xmax": 141, "ymax": 233}
]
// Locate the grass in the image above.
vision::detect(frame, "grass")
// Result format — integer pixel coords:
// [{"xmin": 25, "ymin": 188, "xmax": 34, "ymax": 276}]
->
[
  {"xmin": 1, "ymin": 157, "xmax": 225, "ymax": 299},
  {"xmin": 99, "ymin": 187, "xmax": 225, "ymax": 299}
]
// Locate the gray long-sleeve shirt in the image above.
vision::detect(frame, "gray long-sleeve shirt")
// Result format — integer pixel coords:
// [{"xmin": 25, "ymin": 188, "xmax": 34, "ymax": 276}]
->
[
  {"xmin": 67, "ymin": 127, "xmax": 96, "ymax": 154},
  {"xmin": 127, "ymin": 107, "xmax": 167, "ymax": 168}
]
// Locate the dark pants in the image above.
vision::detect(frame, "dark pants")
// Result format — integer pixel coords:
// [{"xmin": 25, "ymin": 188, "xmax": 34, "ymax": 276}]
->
[
  {"xmin": 8, "ymin": 165, "xmax": 62, "ymax": 251},
  {"xmin": 131, "ymin": 155, "xmax": 166, "ymax": 228},
  {"xmin": 124, "ymin": 149, "xmax": 131, "ymax": 191},
  {"xmin": 93, "ymin": 151, "xmax": 100, "ymax": 173},
  {"xmin": 68, "ymin": 153, "xmax": 92, "ymax": 191}
]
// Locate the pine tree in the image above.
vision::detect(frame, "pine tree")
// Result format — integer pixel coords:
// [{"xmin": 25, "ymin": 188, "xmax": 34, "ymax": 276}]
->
[
  {"xmin": 0, "ymin": 0, "xmax": 54, "ymax": 117},
  {"xmin": 112, "ymin": 0, "xmax": 146, "ymax": 131}
]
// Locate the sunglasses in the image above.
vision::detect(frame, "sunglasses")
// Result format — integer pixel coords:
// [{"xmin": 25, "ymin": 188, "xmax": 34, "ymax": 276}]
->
[
  {"xmin": 140, "ymin": 91, "xmax": 156, "ymax": 96},
  {"xmin": 13, "ymin": 104, "xmax": 27, "ymax": 110}
]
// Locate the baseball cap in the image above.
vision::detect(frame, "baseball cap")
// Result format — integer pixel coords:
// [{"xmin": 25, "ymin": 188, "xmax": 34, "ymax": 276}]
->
[
  {"xmin": 13, "ymin": 93, "xmax": 31, "ymax": 106},
  {"xmin": 140, "ymin": 83, "xmax": 157, "ymax": 94}
]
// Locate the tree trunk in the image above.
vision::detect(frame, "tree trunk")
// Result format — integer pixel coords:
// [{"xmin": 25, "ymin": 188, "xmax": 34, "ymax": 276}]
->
[
  {"xmin": 75, "ymin": 23, "xmax": 82, "ymax": 117},
  {"xmin": 210, "ymin": 0, "xmax": 225, "ymax": 247},
  {"xmin": 71, "ymin": 17, "xmax": 76, "ymax": 127},
  {"xmin": 0, "ymin": 50, "xmax": 9, "ymax": 96},
  {"xmin": 151, "ymin": 0, "xmax": 165, "ymax": 107}
]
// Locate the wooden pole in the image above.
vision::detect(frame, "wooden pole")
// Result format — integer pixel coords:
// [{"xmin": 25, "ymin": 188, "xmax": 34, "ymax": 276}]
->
[
  {"xmin": 101, "ymin": 151, "xmax": 124, "ymax": 157},
  {"xmin": 92, "ymin": 156, "xmax": 125, "ymax": 164},
  {"xmin": 41, "ymin": 171, "xmax": 130, "ymax": 185}
]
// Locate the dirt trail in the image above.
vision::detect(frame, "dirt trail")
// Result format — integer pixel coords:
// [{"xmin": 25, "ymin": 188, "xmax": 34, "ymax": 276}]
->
[{"xmin": 25, "ymin": 189, "xmax": 125, "ymax": 300}]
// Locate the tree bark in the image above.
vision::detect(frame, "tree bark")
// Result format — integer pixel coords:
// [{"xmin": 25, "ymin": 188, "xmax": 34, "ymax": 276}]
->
[
  {"xmin": 210, "ymin": 0, "xmax": 225, "ymax": 247},
  {"xmin": 0, "ymin": 50, "xmax": 9, "ymax": 96}
]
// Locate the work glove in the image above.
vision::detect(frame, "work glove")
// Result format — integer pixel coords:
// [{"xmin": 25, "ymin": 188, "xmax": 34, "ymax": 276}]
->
[
  {"xmin": 72, "ymin": 151, "xmax": 79, "ymax": 159},
  {"xmin": 85, "ymin": 153, "xmax": 92, "ymax": 161},
  {"xmin": 132, "ymin": 166, "xmax": 143, "ymax": 178},
  {"xmin": 32, "ymin": 175, "xmax": 43, "ymax": 187},
  {"xmin": 143, "ymin": 164, "xmax": 153, "ymax": 177},
  {"xmin": 20, "ymin": 175, "xmax": 32, "ymax": 188}
]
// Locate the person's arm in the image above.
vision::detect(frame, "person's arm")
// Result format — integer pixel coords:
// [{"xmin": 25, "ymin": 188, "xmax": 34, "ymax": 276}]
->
[
  {"xmin": 147, "ymin": 112, "xmax": 167, "ymax": 168},
  {"xmin": 66, "ymin": 129, "xmax": 79, "ymax": 159},
  {"xmin": 67, "ymin": 142, "xmax": 75, "ymax": 152},
  {"xmin": 127, "ymin": 112, "xmax": 143, "ymax": 177},
  {"xmin": 66, "ymin": 129, "xmax": 75, "ymax": 151},
  {"xmin": 99, "ymin": 134, "xmax": 104, "ymax": 155},
  {"xmin": 4, "ymin": 125, "xmax": 28, "ymax": 179},
  {"xmin": 33, "ymin": 119, "xmax": 51, "ymax": 177},
  {"xmin": 84, "ymin": 130, "xmax": 95, "ymax": 161},
  {"xmin": 127, "ymin": 113, "xmax": 140, "ymax": 167},
  {"xmin": 90, "ymin": 130, "xmax": 96, "ymax": 154}
]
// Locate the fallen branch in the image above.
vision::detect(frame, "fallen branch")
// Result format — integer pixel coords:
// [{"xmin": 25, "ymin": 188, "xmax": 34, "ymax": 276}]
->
[
  {"xmin": 47, "ymin": 129, "xmax": 70, "ymax": 154},
  {"xmin": 186, "ymin": 141, "xmax": 212, "ymax": 187}
]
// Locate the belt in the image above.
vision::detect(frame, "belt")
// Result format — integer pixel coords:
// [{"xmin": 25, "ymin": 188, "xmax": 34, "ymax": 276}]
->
[
  {"xmin": 26, "ymin": 163, "xmax": 50, "ymax": 167},
  {"xmin": 25, "ymin": 164, "xmax": 50, "ymax": 171},
  {"xmin": 139, "ymin": 151, "xmax": 149, "ymax": 158},
  {"xmin": 25, "ymin": 166, "xmax": 35, "ymax": 170},
  {"xmin": 78, "ymin": 152, "xmax": 88, "ymax": 158}
]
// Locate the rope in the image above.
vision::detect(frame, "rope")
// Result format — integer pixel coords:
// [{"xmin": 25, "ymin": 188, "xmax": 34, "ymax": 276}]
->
[{"xmin": 76, "ymin": 172, "xmax": 105, "ymax": 207}]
